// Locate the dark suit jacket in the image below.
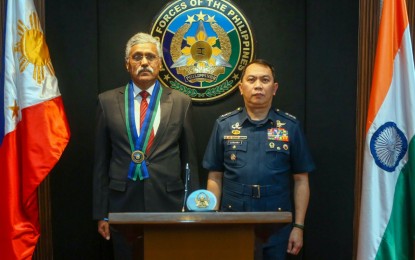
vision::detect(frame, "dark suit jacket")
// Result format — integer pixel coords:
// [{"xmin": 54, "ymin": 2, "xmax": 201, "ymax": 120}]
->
[{"xmin": 92, "ymin": 84, "xmax": 199, "ymax": 220}]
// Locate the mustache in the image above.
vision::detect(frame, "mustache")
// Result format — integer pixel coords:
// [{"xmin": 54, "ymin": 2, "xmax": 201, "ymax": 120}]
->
[{"xmin": 135, "ymin": 67, "xmax": 154, "ymax": 75}]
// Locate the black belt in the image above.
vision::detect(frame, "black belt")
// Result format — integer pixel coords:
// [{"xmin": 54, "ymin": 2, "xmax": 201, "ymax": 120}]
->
[{"xmin": 223, "ymin": 178, "xmax": 279, "ymax": 199}]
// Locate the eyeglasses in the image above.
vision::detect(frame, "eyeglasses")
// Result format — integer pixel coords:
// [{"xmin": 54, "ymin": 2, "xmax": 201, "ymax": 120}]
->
[{"xmin": 130, "ymin": 53, "xmax": 159, "ymax": 63}]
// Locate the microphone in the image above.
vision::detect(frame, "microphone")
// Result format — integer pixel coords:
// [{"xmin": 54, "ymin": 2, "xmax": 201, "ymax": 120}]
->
[{"xmin": 182, "ymin": 163, "xmax": 190, "ymax": 212}]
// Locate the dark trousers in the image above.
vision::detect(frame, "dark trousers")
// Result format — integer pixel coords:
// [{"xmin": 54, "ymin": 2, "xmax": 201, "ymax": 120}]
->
[
  {"xmin": 110, "ymin": 226, "xmax": 143, "ymax": 260},
  {"xmin": 255, "ymin": 224, "xmax": 291, "ymax": 260}
]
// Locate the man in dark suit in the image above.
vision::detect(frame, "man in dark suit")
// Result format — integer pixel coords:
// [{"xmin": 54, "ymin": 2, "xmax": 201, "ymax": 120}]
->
[{"xmin": 92, "ymin": 32, "xmax": 199, "ymax": 259}]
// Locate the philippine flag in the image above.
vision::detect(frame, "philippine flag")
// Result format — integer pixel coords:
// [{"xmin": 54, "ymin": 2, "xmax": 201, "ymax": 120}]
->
[
  {"xmin": 357, "ymin": 0, "xmax": 415, "ymax": 259},
  {"xmin": 0, "ymin": 0, "xmax": 70, "ymax": 259}
]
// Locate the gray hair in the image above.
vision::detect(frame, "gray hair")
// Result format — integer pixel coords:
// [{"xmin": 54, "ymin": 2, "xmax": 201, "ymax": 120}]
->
[{"xmin": 125, "ymin": 32, "xmax": 163, "ymax": 61}]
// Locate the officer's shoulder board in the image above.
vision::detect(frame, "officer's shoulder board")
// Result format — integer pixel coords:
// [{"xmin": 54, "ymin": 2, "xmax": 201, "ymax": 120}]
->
[
  {"xmin": 219, "ymin": 107, "xmax": 243, "ymax": 121},
  {"xmin": 274, "ymin": 108, "xmax": 298, "ymax": 122}
]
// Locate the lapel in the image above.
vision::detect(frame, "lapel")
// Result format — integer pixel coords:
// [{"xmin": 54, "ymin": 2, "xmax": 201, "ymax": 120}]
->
[
  {"xmin": 116, "ymin": 85, "xmax": 127, "ymax": 127},
  {"xmin": 147, "ymin": 85, "xmax": 173, "ymax": 156}
]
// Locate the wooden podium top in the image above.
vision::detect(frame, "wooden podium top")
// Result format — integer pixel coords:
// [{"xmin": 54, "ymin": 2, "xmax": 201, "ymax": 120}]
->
[
  {"xmin": 109, "ymin": 212, "xmax": 292, "ymax": 260},
  {"xmin": 109, "ymin": 211, "xmax": 292, "ymax": 225}
]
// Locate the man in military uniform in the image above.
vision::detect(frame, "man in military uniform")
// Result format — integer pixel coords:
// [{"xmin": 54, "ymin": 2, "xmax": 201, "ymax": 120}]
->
[{"xmin": 203, "ymin": 59, "xmax": 315, "ymax": 259}]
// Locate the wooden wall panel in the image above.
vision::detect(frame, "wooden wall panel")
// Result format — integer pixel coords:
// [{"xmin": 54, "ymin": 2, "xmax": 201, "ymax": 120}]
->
[{"xmin": 33, "ymin": 1, "xmax": 54, "ymax": 259}]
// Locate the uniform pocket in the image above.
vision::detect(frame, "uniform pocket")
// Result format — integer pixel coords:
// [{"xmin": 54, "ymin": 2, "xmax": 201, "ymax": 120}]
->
[
  {"xmin": 224, "ymin": 140, "xmax": 248, "ymax": 168},
  {"xmin": 265, "ymin": 141, "xmax": 290, "ymax": 170},
  {"xmin": 109, "ymin": 179, "xmax": 127, "ymax": 192}
]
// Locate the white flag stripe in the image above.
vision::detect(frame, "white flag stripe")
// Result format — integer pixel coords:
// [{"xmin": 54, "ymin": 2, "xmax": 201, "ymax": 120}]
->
[{"xmin": 4, "ymin": 0, "xmax": 60, "ymax": 135}]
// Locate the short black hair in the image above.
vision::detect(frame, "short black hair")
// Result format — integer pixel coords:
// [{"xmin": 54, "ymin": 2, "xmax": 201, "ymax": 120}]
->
[{"xmin": 240, "ymin": 59, "xmax": 277, "ymax": 82}]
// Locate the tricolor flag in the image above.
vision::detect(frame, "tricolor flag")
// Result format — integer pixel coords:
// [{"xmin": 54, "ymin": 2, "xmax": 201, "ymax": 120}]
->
[
  {"xmin": 0, "ymin": 0, "xmax": 70, "ymax": 259},
  {"xmin": 357, "ymin": 0, "xmax": 415, "ymax": 259}
]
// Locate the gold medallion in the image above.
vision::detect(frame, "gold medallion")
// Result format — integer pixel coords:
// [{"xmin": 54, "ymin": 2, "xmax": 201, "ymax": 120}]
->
[{"xmin": 131, "ymin": 150, "xmax": 145, "ymax": 164}]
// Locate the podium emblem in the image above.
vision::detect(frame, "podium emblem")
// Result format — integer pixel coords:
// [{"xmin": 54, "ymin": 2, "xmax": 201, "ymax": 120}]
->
[{"xmin": 187, "ymin": 189, "xmax": 217, "ymax": 211}]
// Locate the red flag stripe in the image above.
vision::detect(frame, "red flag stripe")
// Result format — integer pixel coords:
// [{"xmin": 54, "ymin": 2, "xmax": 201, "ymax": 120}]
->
[{"xmin": 0, "ymin": 97, "xmax": 70, "ymax": 259}]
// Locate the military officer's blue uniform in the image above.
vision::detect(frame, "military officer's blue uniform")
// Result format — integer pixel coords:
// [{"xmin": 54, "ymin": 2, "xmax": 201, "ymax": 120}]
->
[{"xmin": 203, "ymin": 107, "xmax": 315, "ymax": 260}]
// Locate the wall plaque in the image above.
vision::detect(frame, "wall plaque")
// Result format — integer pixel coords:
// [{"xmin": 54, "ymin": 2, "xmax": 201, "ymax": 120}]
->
[{"xmin": 151, "ymin": 0, "xmax": 255, "ymax": 102}]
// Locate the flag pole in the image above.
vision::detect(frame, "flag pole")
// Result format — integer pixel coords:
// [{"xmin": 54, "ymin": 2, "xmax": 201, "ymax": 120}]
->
[
  {"xmin": 31, "ymin": 0, "xmax": 54, "ymax": 259},
  {"xmin": 353, "ymin": 0, "xmax": 382, "ymax": 258}
]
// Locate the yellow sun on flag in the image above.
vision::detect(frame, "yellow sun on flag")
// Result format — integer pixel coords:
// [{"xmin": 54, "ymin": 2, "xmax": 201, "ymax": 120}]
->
[
  {"xmin": 13, "ymin": 12, "xmax": 55, "ymax": 84},
  {"xmin": 182, "ymin": 30, "xmax": 221, "ymax": 68}
]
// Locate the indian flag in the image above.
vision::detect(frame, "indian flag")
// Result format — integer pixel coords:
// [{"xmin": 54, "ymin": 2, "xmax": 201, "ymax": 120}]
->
[{"xmin": 357, "ymin": 0, "xmax": 415, "ymax": 259}]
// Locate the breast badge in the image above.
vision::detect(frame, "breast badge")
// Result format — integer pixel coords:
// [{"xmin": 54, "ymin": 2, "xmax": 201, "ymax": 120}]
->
[
  {"xmin": 276, "ymin": 120, "xmax": 286, "ymax": 128},
  {"xmin": 232, "ymin": 122, "xmax": 242, "ymax": 130},
  {"xmin": 232, "ymin": 130, "xmax": 240, "ymax": 135}
]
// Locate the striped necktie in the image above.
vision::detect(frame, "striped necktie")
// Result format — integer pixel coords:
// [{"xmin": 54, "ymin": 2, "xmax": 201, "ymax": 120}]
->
[{"xmin": 139, "ymin": 91, "xmax": 154, "ymax": 154}]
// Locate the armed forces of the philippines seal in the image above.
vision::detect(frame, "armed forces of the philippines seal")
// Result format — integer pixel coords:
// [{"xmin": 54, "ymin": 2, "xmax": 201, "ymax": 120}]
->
[{"xmin": 151, "ymin": 0, "xmax": 255, "ymax": 102}]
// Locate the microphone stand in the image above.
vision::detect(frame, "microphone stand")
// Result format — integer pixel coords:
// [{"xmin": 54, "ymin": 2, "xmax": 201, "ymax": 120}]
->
[{"xmin": 182, "ymin": 163, "xmax": 190, "ymax": 212}]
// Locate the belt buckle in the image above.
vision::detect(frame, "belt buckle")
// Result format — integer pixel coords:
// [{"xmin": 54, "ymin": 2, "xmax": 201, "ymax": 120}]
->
[{"xmin": 252, "ymin": 185, "xmax": 261, "ymax": 198}]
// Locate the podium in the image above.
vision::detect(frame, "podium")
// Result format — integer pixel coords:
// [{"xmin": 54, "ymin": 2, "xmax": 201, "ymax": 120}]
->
[{"xmin": 109, "ymin": 212, "xmax": 292, "ymax": 260}]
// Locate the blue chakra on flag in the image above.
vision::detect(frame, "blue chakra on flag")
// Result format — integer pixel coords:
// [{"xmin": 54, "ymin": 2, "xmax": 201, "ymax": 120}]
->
[{"xmin": 370, "ymin": 122, "xmax": 408, "ymax": 172}]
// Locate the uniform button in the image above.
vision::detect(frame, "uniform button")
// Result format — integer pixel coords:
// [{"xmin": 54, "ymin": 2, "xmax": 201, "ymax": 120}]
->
[
  {"xmin": 228, "ymin": 205, "xmax": 232, "ymax": 209},
  {"xmin": 278, "ymin": 208, "xmax": 282, "ymax": 211}
]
